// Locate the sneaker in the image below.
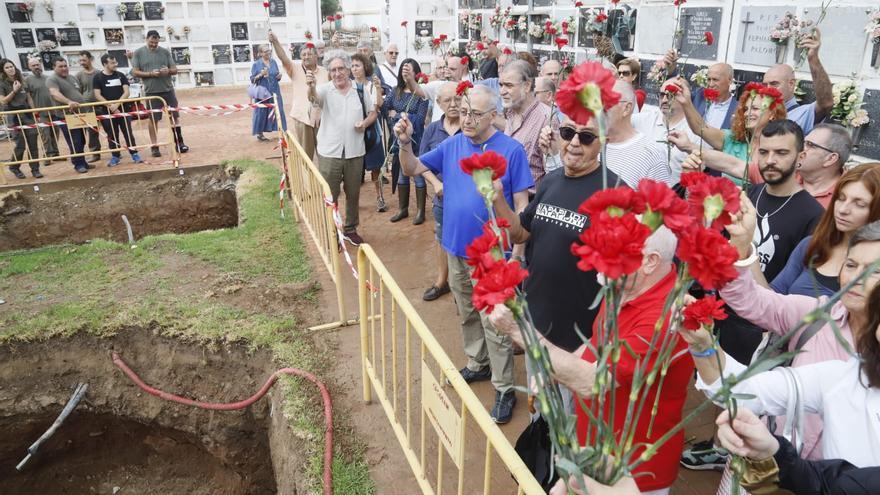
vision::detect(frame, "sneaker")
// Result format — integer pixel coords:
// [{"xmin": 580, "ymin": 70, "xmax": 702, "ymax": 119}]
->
[
  {"xmin": 31, "ymin": 169, "xmax": 44, "ymax": 179},
  {"xmin": 85, "ymin": 162, "xmax": 96, "ymax": 169},
  {"xmin": 151, "ymin": 146, "xmax": 161, "ymax": 157},
  {"xmin": 376, "ymin": 198, "xmax": 388, "ymax": 212},
  {"xmin": 490, "ymin": 390, "xmax": 517, "ymax": 424},
  {"xmin": 344, "ymin": 231, "xmax": 364, "ymax": 246},
  {"xmin": 459, "ymin": 365, "xmax": 491, "ymax": 383},
  {"xmin": 107, "ymin": 156, "xmax": 121, "ymax": 167},
  {"xmin": 11, "ymin": 168, "xmax": 26, "ymax": 179},
  {"xmin": 131, "ymin": 152, "xmax": 144, "ymax": 164},
  {"xmin": 75, "ymin": 166, "xmax": 88, "ymax": 174},
  {"xmin": 680, "ymin": 439, "xmax": 729, "ymax": 471},
  {"xmin": 87, "ymin": 154, "xmax": 101, "ymax": 163},
  {"xmin": 178, "ymin": 143, "xmax": 190, "ymax": 153},
  {"xmin": 422, "ymin": 283, "xmax": 450, "ymax": 301}
]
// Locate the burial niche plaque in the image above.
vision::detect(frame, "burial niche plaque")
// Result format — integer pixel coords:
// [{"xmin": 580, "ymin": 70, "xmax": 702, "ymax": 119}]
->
[
  {"xmin": 233, "ymin": 44, "xmax": 251, "ymax": 63},
  {"xmin": 171, "ymin": 47, "xmax": 191, "ymax": 65},
  {"xmin": 800, "ymin": 6, "xmax": 868, "ymax": 77},
  {"xmin": 5, "ymin": 2, "xmax": 31, "ymax": 22},
  {"xmin": 122, "ymin": 2, "xmax": 142, "ymax": 20},
  {"xmin": 231, "ymin": 22, "xmax": 248, "ymax": 40},
  {"xmin": 268, "ymin": 0, "xmax": 285, "ymax": 17},
  {"xmin": 58, "ymin": 28, "xmax": 82, "ymax": 47},
  {"xmin": 144, "ymin": 1, "xmax": 164, "ymax": 20},
  {"xmin": 108, "ymin": 49, "xmax": 129, "ymax": 67},
  {"xmin": 634, "ymin": 5, "xmax": 675, "ymax": 56},
  {"xmin": 13, "ymin": 29, "xmax": 36, "ymax": 48},
  {"xmin": 855, "ymin": 89, "xmax": 880, "ymax": 160},
  {"xmin": 678, "ymin": 7, "xmax": 721, "ymax": 60},
  {"xmin": 733, "ymin": 7, "xmax": 787, "ymax": 67},
  {"xmin": 212, "ymin": 44, "xmax": 231, "ymax": 64},
  {"xmin": 36, "ymin": 28, "xmax": 58, "ymax": 43},
  {"xmin": 415, "ymin": 21, "xmax": 433, "ymax": 38}
]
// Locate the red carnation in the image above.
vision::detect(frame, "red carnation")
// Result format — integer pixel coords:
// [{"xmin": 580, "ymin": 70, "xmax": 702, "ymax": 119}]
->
[
  {"xmin": 676, "ymin": 226, "xmax": 739, "ymax": 290},
  {"xmin": 703, "ymin": 88, "xmax": 720, "ymax": 102},
  {"xmin": 439, "ymin": 34, "xmax": 448, "ymax": 41},
  {"xmin": 704, "ymin": 31, "xmax": 715, "ymax": 46},
  {"xmin": 758, "ymin": 86, "xmax": 784, "ymax": 109},
  {"xmin": 472, "ymin": 261, "xmax": 529, "ymax": 313},
  {"xmin": 575, "ymin": 1, "xmax": 584, "ymax": 7},
  {"xmin": 637, "ymin": 179, "xmax": 693, "ymax": 234},
  {"xmin": 556, "ymin": 61, "xmax": 621, "ymax": 125},
  {"xmin": 262, "ymin": 1, "xmax": 270, "ymax": 8},
  {"xmin": 555, "ymin": 37, "xmax": 568, "ymax": 50},
  {"xmin": 561, "ymin": 21, "xmax": 570, "ymax": 34},
  {"xmin": 674, "ymin": 0, "xmax": 686, "ymax": 6},
  {"xmin": 682, "ymin": 296, "xmax": 728, "ymax": 331},
  {"xmin": 415, "ymin": 72, "xmax": 429, "ymax": 84},
  {"xmin": 743, "ymin": 82, "xmax": 764, "ymax": 95},
  {"xmin": 335, "ymin": 13, "xmax": 342, "ymax": 20},
  {"xmin": 460, "ymin": 150, "xmax": 507, "ymax": 181},
  {"xmin": 571, "ymin": 212, "xmax": 652, "ymax": 279},
  {"xmin": 544, "ymin": 20, "xmax": 552, "ymax": 28},
  {"xmin": 370, "ymin": 26, "xmax": 378, "ymax": 33},
  {"xmin": 611, "ymin": 0, "xmax": 620, "ymax": 4},
  {"xmin": 401, "ymin": 20, "xmax": 408, "ymax": 27},
  {"xmin": 432, "ymin": 38, "xmax": 441, "ymax": 47},
  {"xmin": 663, "ymin": 83, "xmax": 680, "ymax": 95},
  {"xmin": 305, "ymin": 42, "xmax": 315, "ymax": 49},
  {"xmin": 326, "ymin": 15, "xmax": 333, "ymax": 22},
  {"xmin": 455, "ymin": 80, "xmax": 473, "ymax": 96},
  {"xmin": 578, "ymin": 186, "xmax": 645, "ymax": 218},
  {"xmin": 595, "ymin": 13, "xmax": 608, "ymax": 23},
  {"xmin": 684, "ymin": 173, "xmax": 740, "ymax": 231},
  {"xmin": 546, "ymin": 25, "xmax": 558, "ymax": 35},
  {"xmin": 460, "ymin": 56, "xmax": 470, "ymax": 66},
  {"xmin": 476, "ymin": 42, "xmax": 486, "ymax": 51},
  {"xmin": 466, "ymin": 220, "xmax": 511, "ymax": 279},
  {"xmin": 502, "ymin": 47, "xmax": 513, "ymax": 55}
]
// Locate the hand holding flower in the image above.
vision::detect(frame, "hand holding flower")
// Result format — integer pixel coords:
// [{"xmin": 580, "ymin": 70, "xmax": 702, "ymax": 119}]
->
[
  {"xmin": 715, "ymin": 408, "xmax": 780, "ymax": 461},
  {"xmin": 726, "ymin": 192, "xmax": 757, "ymax": 258},
  {"xmin": 393, "ymin": 113, "xmax": 413, "ymax": 146},
  {"xmin": 488, "ymin": 305, "xmax": 525, "ymax": 348}
]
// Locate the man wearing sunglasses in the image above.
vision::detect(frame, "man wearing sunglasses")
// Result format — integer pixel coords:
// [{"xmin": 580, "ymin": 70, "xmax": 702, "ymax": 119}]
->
[{"xmin": 393, "ymin": 85, "xmax": 533, "ymax": 425}]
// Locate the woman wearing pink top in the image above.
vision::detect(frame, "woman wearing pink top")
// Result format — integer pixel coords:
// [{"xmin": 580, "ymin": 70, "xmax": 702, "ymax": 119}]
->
[{"xmin": 716, "ymin": 197, "xmax": 880, "ymax": 461}]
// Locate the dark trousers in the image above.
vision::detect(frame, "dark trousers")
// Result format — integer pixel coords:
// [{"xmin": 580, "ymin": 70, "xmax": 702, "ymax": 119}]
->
[
  {"xmin": 37, "ymin": 112, "xmax": 60, "ymax": 156},
  {"xmin": 57, "ymin": 123, "xmax": 88, "ymax": 170},
  {"xmin": 87, "ymin": 126, "xmax": 101, "ymax": 154},
  {"xmin": 99, "ymin": 114, "xmax": 136, "ymax": 157},
  {"xmin": 5, "ymin": 113, "xmax": 39, "ymax": 163}
]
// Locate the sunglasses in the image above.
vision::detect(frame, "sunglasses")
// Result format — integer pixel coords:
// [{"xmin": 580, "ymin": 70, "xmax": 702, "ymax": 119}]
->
[
  {"xmin": 559, "ymin": 126, "xmax": 598, "ymax": 145},
  {"xmin": 618, "ymin": 71, "xmax": 632, "ymax": 77}
]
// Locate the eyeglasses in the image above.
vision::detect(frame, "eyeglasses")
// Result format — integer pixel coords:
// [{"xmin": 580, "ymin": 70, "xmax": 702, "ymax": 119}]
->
[
  {"xmin": 618, "ymin": 71, "xmax": 632, "ymax": 77},
  {"xmin": 387, "ymin": 51, "xmax": 399, "ymax": 55},
  {"xmin": 460, "ymin": 109, "xmax": 492, "ymax": 121},
  {"xmin": 805, "ymin": 140, "xmax": 835, "ymax": 154},
  {"xmin": 559, "ymin": 126, "xmax": 598, "ymax": 145}
]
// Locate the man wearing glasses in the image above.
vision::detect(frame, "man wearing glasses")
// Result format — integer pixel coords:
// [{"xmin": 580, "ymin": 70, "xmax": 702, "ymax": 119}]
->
[
  {"xmin": 377, "ymin": 44, "xmax": 399, "ymax": 90},
  {"xmin": 490, "ymin": 113, "xmax": 618, "ymax": 413},
  {"xmin": 394, "ymin": 85, "xmax": 533, "ymax": 425}
]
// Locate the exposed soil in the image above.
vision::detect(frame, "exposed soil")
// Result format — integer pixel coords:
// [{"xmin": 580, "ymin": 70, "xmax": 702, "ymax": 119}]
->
[
  {"xmin": 0, "ymin": 332, "xmax": 308, "ymax": 495},
  {"xmin": 0, "ymin": 165, "xmax": 239, "ymax": 251}
]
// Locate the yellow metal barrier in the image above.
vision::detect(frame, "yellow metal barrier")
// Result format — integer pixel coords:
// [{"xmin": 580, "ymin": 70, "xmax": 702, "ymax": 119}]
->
[
  {"xmin": 1, "ymin": 96, "xmax": 178, "ymax": 184},
  {"xmin": 284, "ymin": 127, "xmax": 354, "ymax": 330},
  {"xmin": 357, "ymin": 244, "xmax": 544, "ymax": 495}
]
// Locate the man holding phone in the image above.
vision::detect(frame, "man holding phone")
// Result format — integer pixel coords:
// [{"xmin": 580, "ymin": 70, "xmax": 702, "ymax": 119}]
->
[{"xmin": 131, "ymin": 29, "xmax": 189, "ymax": 157}]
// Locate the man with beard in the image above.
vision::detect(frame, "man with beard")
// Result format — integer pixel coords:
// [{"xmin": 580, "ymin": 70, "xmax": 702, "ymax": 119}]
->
[
  {"xmin": 499, "ymin": 60, "xmax": 553, "ymax": 190},
  {"xmin": 25, "ymin": 57, "xmax": 62, "ymax": 164},
  {"xmin": 680, "ymin": 119, "xmax": 824, "ymax": 472}
]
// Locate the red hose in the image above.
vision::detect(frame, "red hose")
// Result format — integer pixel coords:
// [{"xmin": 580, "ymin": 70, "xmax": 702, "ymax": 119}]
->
[{"xmin": 111, "ymin": 352, "xmax": 333, "ymax": 495}]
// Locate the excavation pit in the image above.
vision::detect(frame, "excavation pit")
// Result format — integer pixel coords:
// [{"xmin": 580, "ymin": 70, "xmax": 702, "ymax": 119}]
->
[
  {"xmin": 0, "ymin": 332, "xmax": 308, "ymax": 495},
  {"xmin": 0, "ymin": 165, "xmax": 239, "ymax": 252}
]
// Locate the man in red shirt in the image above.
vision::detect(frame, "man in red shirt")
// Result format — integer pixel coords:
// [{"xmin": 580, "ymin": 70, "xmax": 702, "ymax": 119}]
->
[{"xmin": 491, "ymin": 226, "xmax": 693, "ymax": 494}]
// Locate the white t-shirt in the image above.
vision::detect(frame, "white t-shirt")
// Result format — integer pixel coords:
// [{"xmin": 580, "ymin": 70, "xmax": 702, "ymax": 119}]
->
[
  {"xmin": 603, "ymin": 131, "xmax": 672, "ymax": 188},
  {"xmin": 378, "ymin": 62, "xmax": 398, "ymax": 89},
  {"xmin": 632, "ymin": 106, "xmax": 711, "ymax": 184},
  {"xmin": 315, "ymin": 82, "xmax": 365, "ymax": 159}
]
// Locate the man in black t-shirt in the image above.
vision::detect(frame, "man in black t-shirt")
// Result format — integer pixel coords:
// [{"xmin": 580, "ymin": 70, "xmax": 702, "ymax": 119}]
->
[
  {"xmin": 492, "ymin": 115, "xmax": 613, "ymax": 355},
  {"xmin": 93, "ymin": 54, "xmax": 142, "ymax": 167}
]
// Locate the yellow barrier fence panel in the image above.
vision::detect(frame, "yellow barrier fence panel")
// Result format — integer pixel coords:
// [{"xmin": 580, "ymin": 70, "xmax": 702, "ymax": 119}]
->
[{"xmin": 357, "ymin": 244, "xmax": 544, "ymax": 495}]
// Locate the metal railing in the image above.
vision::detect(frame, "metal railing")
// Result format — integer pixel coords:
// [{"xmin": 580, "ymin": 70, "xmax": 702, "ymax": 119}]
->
[
  {"xmin": 285, "ymin": 128, "xmax": 353, "ymax": 330},
  {"xmin": 357, "ymin": 244, "xmax": 543, "ymax": 495},
  {"xmin": 1, "ymin": 96, "xmax": 178, "ymax": 184}
]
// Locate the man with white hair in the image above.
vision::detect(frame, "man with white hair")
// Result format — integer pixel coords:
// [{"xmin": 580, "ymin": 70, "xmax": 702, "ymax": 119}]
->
[
  {"xmin": 377, "ymin": 43, "xmax": 399, "ymax": 89},
  {"xmin": 306, "ymin": 49, "xmax": 367, "ymax": 245},
  {"xmin": 489, "ymin": 223, "xmax": 694, "ymax": 495},
  {"xmin": 762, "ymin": 28, "xmax": 832, "ymax": 134},
  {"xmin": 270, "ymin": 32, "xmax": 328, "ymax": 161},
  {"xmin": 499, "ymin": 60, "xmax": 554, "ymax": 189},
  {"xmin": 394, "ymin": 85, "xmax": 533, "ymax": 424},
  {"xmin": 695, "ymin": 62, "xmax": 736, "ymax": 130},
  {"xmin": 534, "ymin": 76, "xmax": 555, "ymax": 107}
]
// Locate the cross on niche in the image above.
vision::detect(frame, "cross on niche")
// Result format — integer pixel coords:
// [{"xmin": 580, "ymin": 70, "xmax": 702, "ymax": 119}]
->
[{"xmin": 740, "ymin": 12, "xmax": 755, "ymax": 53}]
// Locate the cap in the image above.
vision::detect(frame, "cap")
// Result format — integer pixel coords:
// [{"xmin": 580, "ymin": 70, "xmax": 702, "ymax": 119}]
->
[{"xmin": 146, "ymin": 29, "xmax": 160, "ymax": 39}]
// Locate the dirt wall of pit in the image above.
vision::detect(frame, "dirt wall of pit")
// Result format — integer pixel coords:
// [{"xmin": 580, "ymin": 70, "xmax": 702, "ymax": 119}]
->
[
  {"xmin": 0, "ymin": 165, "xmax": 239, "ymax": 251},
  {"xmin": 0, "ymin": 331, "xmax": 309, "ymax": 495}
]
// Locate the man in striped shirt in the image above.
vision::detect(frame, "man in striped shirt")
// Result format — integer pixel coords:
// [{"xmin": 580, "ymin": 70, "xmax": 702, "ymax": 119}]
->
[{"xmin": 603, "ymin": 80, "xmax": 672, "ymax": 188}]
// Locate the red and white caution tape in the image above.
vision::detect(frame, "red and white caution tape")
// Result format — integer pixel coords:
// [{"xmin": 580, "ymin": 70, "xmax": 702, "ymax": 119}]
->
[
  {"xmin": 7, "ymin": 102, "xmax": 275, "ymax": 130},
  {"xmin": 279, "ymin": 174, "xmax": 286, "ymax": 218},
  {"xmin": 323, "ymin": 197, "xmax": 377, "ymax": 292}
]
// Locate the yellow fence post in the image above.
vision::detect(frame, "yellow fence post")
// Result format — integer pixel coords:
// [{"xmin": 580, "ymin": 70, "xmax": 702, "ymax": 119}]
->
[{"xmin": 358, "ymin": 246, "xmax": 372, "ymax": 404}]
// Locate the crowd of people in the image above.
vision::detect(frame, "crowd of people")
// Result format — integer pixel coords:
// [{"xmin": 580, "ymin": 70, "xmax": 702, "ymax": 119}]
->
[
  {"xmin": 4, "ymin": 20, "xmax": 880, "ymax": 494},
  {"xmin": 1, "ymin": 29, "xmax": 190, "ymax": 178}
]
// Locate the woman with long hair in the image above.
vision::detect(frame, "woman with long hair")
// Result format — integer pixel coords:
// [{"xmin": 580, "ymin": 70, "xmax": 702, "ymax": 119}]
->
[
  {"xmin": 0, "ymin": 58, "xmax": 41, "ymax": 179},
  {"xmin": 382, "ymin": 58, "xmax": 429, "ymax": 224},
  {"xmin": 771, "ymin": 163, "xmax": 880, "ymax": 297},
  {"xmin": 250, "ymin": 44, "xmax": 286, "ymax": 142},
  {"xmin": 350, "ymin": 52, "xmax": 386, "ymax": 212}
]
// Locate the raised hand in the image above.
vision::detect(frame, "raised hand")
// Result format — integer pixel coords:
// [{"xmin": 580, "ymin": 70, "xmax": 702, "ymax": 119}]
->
[
  {"xmin": 538, "ymin": 125, "xmax": 559, "ymax": 155},
  {"xmin": 727, "ymin": 191, "xmax": 757, "ymax": 257},
  {"xmin": 798, "ymin": 27, "xmax": 821, "ymax": 58},
  {"xmin": 667, "ymin": 130, "xmax": 694, "ymax": 153},
  {"xmin": 393, "ymin": 112, "xmax": 413, "ymax": 144},
  {"xmin": 305, "ymin": 70, "xmax": 316, "ymax": 88}
]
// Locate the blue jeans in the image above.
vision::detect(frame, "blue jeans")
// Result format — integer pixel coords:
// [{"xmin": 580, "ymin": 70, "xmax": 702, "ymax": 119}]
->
[
  {"xmin": 398, "ymin": 173, "xmax": 426, "ymax": 187},
  {"xmin": 432, "ymin": 200, "xmax": 443, "ymax": 242},
  {"xmin": 57, "ymin": 123, "xmax": 88, "ymax": 170}
]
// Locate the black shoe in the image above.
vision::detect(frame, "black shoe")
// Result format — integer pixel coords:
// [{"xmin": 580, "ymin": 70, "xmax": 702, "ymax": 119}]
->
[
  {"xmin": 178, "ymin": 143, "xmax": 190, "ymax": 153},
  {"xmin": 31, "ymin": 170, "xmax": 43, "ymax": 179},
  {"xmin": 256, "ymin": 134, "xmax": 270, "ymax": 142},
  {"xmin": 11, "ymin": 168, "xmax": 26, "ymax": 179},
  {"xmin": 459, "ymin": 366, "xmax": 491, "ymax": 383},
  {"xmin": 344, "ymin": 231, "xmax": 364, "ymax": 246},
  {"xmin": 422, "ymin": 283, "xmax": 450, "ymax": 301},
  {"xmin": 490, "ymin": 390, "xmax": 516, "ymax": 424},
  {"xmin": 75, "ymin": 166, "xmax": 88, "ymax": 174},
  {"xmin": 151, "ymin": 147, "xmax": 161, "ymax": 157}
]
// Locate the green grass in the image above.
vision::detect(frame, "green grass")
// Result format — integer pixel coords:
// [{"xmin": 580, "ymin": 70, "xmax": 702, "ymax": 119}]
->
[{"xmin": 0, "ymin": 159, "xmax": 373, "ymax": 494}]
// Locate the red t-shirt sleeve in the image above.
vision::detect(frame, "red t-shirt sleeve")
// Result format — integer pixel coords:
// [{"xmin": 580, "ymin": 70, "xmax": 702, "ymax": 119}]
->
[{"xmin": 748, "ymin": 161, "xmax": 763, "ymax": 185}]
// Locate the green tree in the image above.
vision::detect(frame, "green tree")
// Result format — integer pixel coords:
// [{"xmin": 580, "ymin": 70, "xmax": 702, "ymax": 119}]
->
[{"xmin": 321, "ymin": 0, "xmax": 340, "ymax": 18}]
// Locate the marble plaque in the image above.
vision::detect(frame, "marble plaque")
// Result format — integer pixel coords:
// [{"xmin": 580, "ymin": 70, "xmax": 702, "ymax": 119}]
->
[
  {"xmin": 122, "ymin": 2, "xmax": 142, "ymax": 20},
  {"xmin": 249, "ymin": 21, "xmax": 269, "ymax": 40},
  {"xmin": 39, "ymin": 51, "xmax": 61, "ymax": 70},
  {"xmin": 19, "ymin": 53, "xmax": 32, "ymax": 73},
  {"xmin": 208, "ymin": 1, "xmax": 224, "ymax": 17},
  {"xmin": 634, "ymin": 6, "xmax": 676, "ymax": 56},
  {"xmin": 800, "ymin": 6, "xmax": 868, "ymax": 76},
  {"xmin": 78, "ymin": 4, "xmax": 98, "ymax": 21},
  {"xmin": 165, "ymin": 2, "xmax": 184, "ymax": 18},
  {"xmin": 187, "ymin": 1, "xmax": 204, "ymax": 18},
  {"xmin": 229, "ymin": 1, "xmax": 246, "ymax": 16},
  {"xmin": 176, "ymin": 70, "xmax": 192, "ymax": 85},
  {"xmin": 195, "ymin": 71, "xmax": 214, "ymax": 86},
  {"xmin": 106, "ymin": 50, "xmax": 129, "ymax": 68},
  {"xmin": 231, "ymin": 22, "xmax": 249, "ymax": 41},
  {"xmin": 6, "ymin": 2, "xmax": 31, "ymax": 22},
  {"xmin": 58, "ymin": 28, "xmax": 82, "ymax": 47},
  {"xmin": 415, "ymin": 21, "xmax": 433, "ymax": 38},
  {"xmin": 268, "ymin": 0, "xmax": 285, "ymax": 17},
  {"xmin": 233, "ymin": 44, "xmax": 251, "ymax": 63},
  {"xmin": 679, "ymin": 7, "xmax": 721, "ymax": 60},
  {"xmin": 144, "ymin": 1, "xmax": 164, "ymax": 20},
  {"xmin": 856, "ymin": 89, "xmax": 879, "ymax": 159},
  {"xmin": 104, "ymin": 28, "xmax": 125, "ymax": 45},
  {"xmin": 171, "ymin": 47, "xmax": 191, "ymax": 65},
  {"xmin": 13, "ymin": 29, "xmax": 36, "ymax": 48},
  {"xmin": 733, "ymin": 7, "xmax": 787, "ymax": 67},
  {"xmin": 212, "ymin": 45, "xmax": 231, "ymax": 64},
  {"xmin": 36, "ymin": 28, "xmax": 58, "ymax": 43},
  {"xmin": 578, "ymin": 8, "xmax": 605, "ymax": 49},
  {"xmin": 214, "ymin": 67, "xmax": 233, "ymax": 85}
]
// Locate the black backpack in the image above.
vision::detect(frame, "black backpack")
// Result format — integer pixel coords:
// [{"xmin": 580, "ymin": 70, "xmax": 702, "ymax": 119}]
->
[{"xmin": 355, "ymin": 83, "xmax": 379, "ymax": 153}]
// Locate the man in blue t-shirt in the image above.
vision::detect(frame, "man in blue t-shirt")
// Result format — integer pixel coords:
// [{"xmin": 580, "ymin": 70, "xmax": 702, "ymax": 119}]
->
[{"xmin": 394, "ymin": 85, "xmax": 533, "ymax": 424}]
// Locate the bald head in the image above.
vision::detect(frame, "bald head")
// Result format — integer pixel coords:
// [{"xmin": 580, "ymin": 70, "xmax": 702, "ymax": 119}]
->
[
  {"xmin": 540, "ymin": 59, "xmax": 562, "ymax": 84},
  {"xmin": 535, "ymin": 76, "xmax": 555, "ymax": 106},
  {"xmin": 384, "ymin": 43, "xmax": 399, "ymax": 66},
  {"xmin": 763, "ymin": 63, "xmax": 797, "ymax": 102},
  {"xmin": 707, "ymin": 62, "xmax": 733, "ymax": 101},
  {"xmin": 607, "ymin": 80, "xmax": 637, "ymax": 133}
]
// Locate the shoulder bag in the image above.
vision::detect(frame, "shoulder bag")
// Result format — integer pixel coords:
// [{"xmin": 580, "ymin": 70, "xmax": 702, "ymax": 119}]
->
[{"xmin": 356, "ymin": 83, "xmax": 379, "ymax": 153}]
